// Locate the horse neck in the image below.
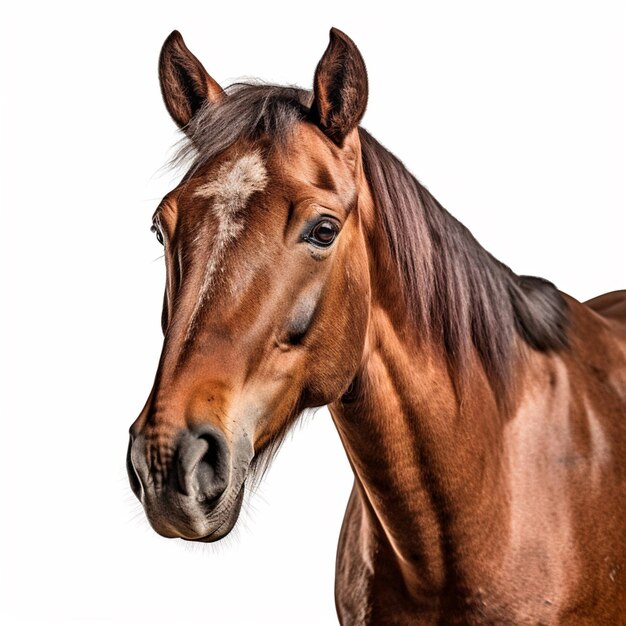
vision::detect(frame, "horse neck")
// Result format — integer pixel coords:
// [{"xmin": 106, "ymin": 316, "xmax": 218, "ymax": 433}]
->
[
  {"xmin": 331, "ymin": 308, "xmax": 517, "ymax": 587},
  {"xmin": 329, "ymin": 169, "xmax": 524, "ymax": 595}
]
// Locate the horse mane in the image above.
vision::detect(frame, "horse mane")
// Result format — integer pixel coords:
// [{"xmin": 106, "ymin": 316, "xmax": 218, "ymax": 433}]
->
[
  {"xmin": 359, "ymin": 129, "xmax": 568, "ymax": 398},
  {"xmin": 174, "ymin": 82, "xmax": 568, "ymax": 400}
]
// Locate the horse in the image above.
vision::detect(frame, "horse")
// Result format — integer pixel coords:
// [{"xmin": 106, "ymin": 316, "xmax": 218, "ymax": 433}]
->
[{"xmin": 127, "ymin": 28, "xmax": 626, "ymax": 624}]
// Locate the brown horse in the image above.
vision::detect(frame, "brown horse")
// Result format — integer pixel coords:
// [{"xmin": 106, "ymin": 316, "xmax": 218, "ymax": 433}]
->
[{"xmin": 127, "ymin": 28, "xmax": 626, "ymax": 624}]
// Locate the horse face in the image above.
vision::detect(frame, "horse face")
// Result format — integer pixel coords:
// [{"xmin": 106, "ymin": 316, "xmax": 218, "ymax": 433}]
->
[
  {"xmin": 127, "ymin": 28, "xmax": 371, "ymax": 541},
  {"xmin": 127, "ymin": 30, "xmax": 369, "ymax": 541}
]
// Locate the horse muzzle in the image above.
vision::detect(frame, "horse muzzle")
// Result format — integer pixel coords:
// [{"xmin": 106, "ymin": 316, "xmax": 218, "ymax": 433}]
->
[{"xmin": 127, "ymin": 423, "xmax": 253, "ymax": 541}]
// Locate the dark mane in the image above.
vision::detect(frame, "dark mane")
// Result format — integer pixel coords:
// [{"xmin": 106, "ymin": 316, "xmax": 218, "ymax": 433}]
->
[
  {"xmin": 176, "ymin": 83, "xmax": 568, "ymax": 399},
  {"xmin": 174, "ymin": 82, "xmax": 313, "ymax": 172},
  {"xmin": 359, "ymin": 129, "xmax": 568, "ymax": 398}
]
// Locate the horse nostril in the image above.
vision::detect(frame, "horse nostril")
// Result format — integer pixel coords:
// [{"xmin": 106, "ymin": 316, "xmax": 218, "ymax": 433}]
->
[
  {"xmin": 126, "ymin": 437, "xmax": 142, "ymax": 498},
  {"xmin": 176, "ymin": 426, "xmax": 230, "ymax": 503},
  {"xmin": 195, "ymin": 433, "xmax": 227, "ymax": 501}
]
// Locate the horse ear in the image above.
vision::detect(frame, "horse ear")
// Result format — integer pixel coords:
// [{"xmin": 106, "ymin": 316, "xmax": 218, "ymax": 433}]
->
[
  {"xmin": 158, "ymin": 30, "xmax": 225, "ymax": 130},
  {"xmin": 309, "ymin": 28, "xmax": 369, "ymax": 146}
]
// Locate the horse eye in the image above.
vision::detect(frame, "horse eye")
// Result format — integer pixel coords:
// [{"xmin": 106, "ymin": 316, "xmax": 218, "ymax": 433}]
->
[
  {"xmin": 151, "ymin": 224, "xmax": 164, "ymax": 245},
  {"xmin": 307, "ymin": 219, "xmax": 338, "ymax": 247}
]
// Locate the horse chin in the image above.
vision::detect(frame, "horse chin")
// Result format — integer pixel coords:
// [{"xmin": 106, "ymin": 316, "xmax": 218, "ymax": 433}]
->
[
  {"xmin": 190, "ymin": 483, "xmax": 246, "ymax": 543},
  {"xmin": 143, "ymin": 478, "xmax": 247, "ymax": 543}
]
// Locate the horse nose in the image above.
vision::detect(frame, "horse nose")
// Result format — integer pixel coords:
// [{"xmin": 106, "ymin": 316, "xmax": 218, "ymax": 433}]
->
[
  {"xmin": 126, "ymin": 424, "xmax": 231, "ymax": 504},
  {"xmin": 176, "ymin": 425, "xmax": 231, "ymax": 502}
]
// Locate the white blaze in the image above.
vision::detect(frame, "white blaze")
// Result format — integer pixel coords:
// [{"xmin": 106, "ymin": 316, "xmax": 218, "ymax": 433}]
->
[{"xmin": 186, "ymin": 151, "xmax": 268, "ymax": 339}]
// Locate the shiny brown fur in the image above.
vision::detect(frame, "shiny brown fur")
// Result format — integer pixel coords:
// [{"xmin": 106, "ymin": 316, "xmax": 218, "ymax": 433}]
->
[{"xmin": 128, "ymin": 28, "xmax": 626, "ymax": 624}]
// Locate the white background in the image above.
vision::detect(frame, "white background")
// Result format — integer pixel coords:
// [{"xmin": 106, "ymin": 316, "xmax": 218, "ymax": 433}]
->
[{"xmin": 1, "ymin": 1, "xmax": 624, "ymax": 624}]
